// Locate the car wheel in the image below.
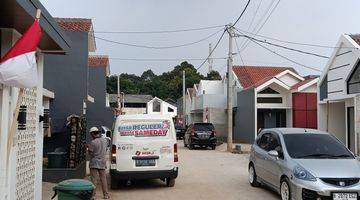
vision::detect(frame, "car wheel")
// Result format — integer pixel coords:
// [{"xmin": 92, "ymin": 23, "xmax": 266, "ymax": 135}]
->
[
  {"xmin": 189, "ymin": 143, "xmax": 194, "ymax": 150},
  {"xmin": 166, "ymin": 178, "xmax": 175, "ymax": 187},
  {"xmin": 248, "ymin": 164, "xmax": 260, "ymax": 187},
  {"xmin": 110, "ymin": 176, "xmax": 119, "ymax": 189},
  {"xmin": 280, "ymin": 178, "xmax": 291, "ymax": 200}
]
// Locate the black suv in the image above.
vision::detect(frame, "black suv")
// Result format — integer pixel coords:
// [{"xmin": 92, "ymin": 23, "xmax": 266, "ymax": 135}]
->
[
  {"xmin": 175, "ymin": 124, "xmax": 186, "ymax": 139},
  {"xmin": 184, "ymin": 123, "xmax": 217, "ymax": 150}
]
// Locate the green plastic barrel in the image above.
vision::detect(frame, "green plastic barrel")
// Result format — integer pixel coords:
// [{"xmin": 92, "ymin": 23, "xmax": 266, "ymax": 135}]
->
[{"xmin": 53, "ymin": 179, "xmax": 94, "ymax": 200}]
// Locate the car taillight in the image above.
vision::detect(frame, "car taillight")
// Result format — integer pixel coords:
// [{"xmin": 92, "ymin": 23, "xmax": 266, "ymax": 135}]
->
[
  {"xmin": 191, "ymin": 128, "xmax": 195, "ymax": 136},
  {"xmin": 111, "ymin": 145, "xmax": 117, "ymax": 164},
  {"xmin": 174, "ymin": 143, "xmax": 178, "ymax": 162}
]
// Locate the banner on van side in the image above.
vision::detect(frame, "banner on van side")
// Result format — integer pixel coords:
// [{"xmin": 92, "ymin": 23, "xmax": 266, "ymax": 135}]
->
[{"xmin": 119, "ymin": 120, "xmax": 170, "ymax": 137}]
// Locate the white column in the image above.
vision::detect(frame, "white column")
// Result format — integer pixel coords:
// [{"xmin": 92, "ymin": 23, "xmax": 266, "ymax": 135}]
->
[{"xmin": 34, "ymin": 53, "xmax": 44, "ymax": 200}]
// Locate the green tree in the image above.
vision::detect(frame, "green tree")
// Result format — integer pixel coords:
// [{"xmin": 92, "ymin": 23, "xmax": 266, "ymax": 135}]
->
[
  {"xmin": 206, "ymin": 70, "xmax": 222, "ymax": 80},
  {"xmin": 106, "ymin": 61, "xmax": 222, "ymax": 100}
]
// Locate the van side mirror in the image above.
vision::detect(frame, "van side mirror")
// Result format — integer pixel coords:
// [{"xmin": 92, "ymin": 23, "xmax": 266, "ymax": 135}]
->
[
  {"xmin": 268, "ymin": 150, "xmax": 279, "ymax": 158},
  {"xmin": 106, "ymin": 130, "xmax": 111, "ymax": 138}
]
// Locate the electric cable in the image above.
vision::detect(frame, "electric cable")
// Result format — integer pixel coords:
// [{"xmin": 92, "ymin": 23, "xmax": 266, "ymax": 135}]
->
[
  {"xmin": 241, "ymin": 0, "xmax": 280, "ymax": 51},
  {"xmin": 237, "ymin": 30, "xmax": 322, "ymax": 72},
  {"xmin": 235, "ymin": 31, "xmax": 329, "ymax": 58},
  {"xmin": 235, "ymin": 28, "xmax": 358, "ymax": 49},
  {"xmin": 234, "ymin": 38, "xmax": 245, "ymax": 65},
  {"xmin": 233, "ymin": 0, "xmax": 252, "ymax": 27},
  {"xmin": 108, "ymin": 57, "xmax": 227, "ymax": 61},
  {"xmin": 95, "ymin": 28, "xmax": 223, "ymax": 49},
  {"xmin": 196, "ymin": 29, "xmax": 227, "ymax": 70},
  {"xmin": 95, "ymin": 24, "xmax": 226, "ymax": 34}
]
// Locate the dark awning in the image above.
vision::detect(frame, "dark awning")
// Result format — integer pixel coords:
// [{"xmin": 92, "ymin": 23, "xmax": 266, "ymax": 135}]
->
[{"xmin": 0, "ymin": 0, "xmax": 70, "ymax": 53}]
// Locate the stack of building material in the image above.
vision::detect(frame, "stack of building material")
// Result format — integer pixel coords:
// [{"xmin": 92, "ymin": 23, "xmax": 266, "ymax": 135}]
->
[{"xmin": 67, "ymin": 115, "xmax": 87, "ymax": 168}]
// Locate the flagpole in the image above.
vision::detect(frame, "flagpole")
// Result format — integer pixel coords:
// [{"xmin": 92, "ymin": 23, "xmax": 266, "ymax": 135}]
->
[{"xmin": 6, "ymin": 8, "xmax": 42, "ymax": 163}]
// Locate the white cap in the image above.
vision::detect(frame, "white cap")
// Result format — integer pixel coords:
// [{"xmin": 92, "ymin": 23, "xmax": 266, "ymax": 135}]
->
[{"xmin": 90, "ymin": 127, "xmax": 99, "ymax": 133}]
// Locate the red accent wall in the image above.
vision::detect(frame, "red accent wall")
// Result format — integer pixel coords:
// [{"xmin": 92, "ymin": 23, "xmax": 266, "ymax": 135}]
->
[{"xmin": 293, "ymin": 93, "xmax": 317, "ymax": 129}]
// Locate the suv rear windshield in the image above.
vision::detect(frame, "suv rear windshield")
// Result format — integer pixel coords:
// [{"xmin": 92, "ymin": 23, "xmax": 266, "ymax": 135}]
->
[
  {"xmin": 194, "ymin": 123, "xmax": 214, "ymax": 131},
  {"xmin": 283, "ymin": 134, "xmax": 354, "ymax": 159},
  {"xmin": 118, "ymin": 120, "xmax": 171, "ymax": 137}
]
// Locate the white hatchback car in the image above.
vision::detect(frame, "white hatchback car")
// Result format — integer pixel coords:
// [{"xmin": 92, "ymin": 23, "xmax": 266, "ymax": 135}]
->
[{"xmin": 110, "ymin": 114, "xmax": 179, "ymax": 189}]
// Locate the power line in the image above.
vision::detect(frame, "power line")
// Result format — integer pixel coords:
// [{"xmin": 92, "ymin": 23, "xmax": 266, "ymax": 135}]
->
[
  {"xmin": 197, "ymin": 0, "xmax": 251, "ymax": 71},
  {"xmin": 233, "ymin": 0, "xmax": 252, "ymax": 26},
  {"xmin": 238, "ymin": 30, "xmax": 322, "ymax": 72},
  {"xmin": 108, "ymin": 57, "xmax": 227, "ymax": 61},
  {"xmin": 235, "ymin": 31, "xmax": 330, "ymax": 58},
  {"xmin": 197, "ymin": 30, "xmax": 227, "ymax": 70},
  {"xmin": 234, "ymin": 37, "xmax": 245, "ymax": 65},
  {"xmin": 239, "ymin": 0, "xmax": 275, "ymax": 48},
  {"xmin": 95, "ymin": 28, "xmax": 223, "ymax": 49},
  {"xmin": 241, "ymin": 0, "xmax": 280, "ymax": 51},
  {"xmin": 95, "ymin": 24, "xmax": 226, "ymax": 34},
  {"xmin": 236, "ymin": 28, "xmax": 358, "ymax": 49},
  {"xmin": 246, "ymin": 0, "xmax": 263, "ymax": 32}
]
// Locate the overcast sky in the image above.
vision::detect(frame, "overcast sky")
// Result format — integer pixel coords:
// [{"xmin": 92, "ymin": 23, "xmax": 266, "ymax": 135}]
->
[{"xmin": 40, "ymin": 0, "xmax": 360, "ymax": 76}]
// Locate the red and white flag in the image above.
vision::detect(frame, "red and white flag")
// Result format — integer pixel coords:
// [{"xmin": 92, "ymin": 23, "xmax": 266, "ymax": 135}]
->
[{"xmin": 0, "ymin": 20, "xmax": 42, "ymax": 88}]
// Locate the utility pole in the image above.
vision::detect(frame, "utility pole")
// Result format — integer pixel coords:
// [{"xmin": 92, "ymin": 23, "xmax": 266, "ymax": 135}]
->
[
  {"xmin": 208, "ymin": 43, "xmax": 213, "ymax": 73},
  {"xmin": 226, "ymin": 24, "xmax": 234, "ymax": 152},
  {"xmin": 182, "ymin": 70, "xmax": 186, "ymax": 126}
]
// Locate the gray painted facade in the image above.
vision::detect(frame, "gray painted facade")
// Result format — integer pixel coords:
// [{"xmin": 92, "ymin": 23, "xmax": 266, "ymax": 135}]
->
[
  {"xmin": 87, "ymin": 66, "xmax": 114, "ymax": 135},
  {"xmin": 320, "ymin": 75, "xmax": 328, "ymax": 101},
  {"xmin": 234, "ymin": 88, "xmax": 256, "ymax": 143},
  {"xmin": 44, "ymin": 31, "xmax": 89, "ymax": 134}
]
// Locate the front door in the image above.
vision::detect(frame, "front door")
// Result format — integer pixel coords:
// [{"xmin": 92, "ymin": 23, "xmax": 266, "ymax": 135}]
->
[{"xmin": 347, "ymin": 107, "xmax": 355, "ymax": 153}]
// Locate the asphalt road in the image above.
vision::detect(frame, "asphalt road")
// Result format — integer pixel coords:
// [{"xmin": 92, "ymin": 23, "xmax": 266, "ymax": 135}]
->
[{"xmin": 95, "ymin": 141, "xmax": 280, "ymax": 200}]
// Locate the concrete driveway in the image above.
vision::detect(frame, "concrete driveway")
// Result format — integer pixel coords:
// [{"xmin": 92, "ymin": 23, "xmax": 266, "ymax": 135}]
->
[{"xmin": 43, "ymin": 141, "xmax": 279, "ymax": 200}]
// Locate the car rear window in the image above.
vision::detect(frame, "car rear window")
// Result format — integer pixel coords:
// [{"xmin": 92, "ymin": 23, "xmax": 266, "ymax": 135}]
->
[
  {"xmin": 118, "ymin": 120, "xmax": 171, "ymax": 137},
  {"xmin": 283, "ymin": 134, "xmax": 354, "ymax": 159},
  {"xmin": 194, "ymin": 123, "xmax": 214, "ymax": 131}
]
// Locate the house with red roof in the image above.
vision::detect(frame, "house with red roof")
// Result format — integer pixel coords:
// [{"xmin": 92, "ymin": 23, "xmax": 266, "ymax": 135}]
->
[
  {"xmin": 318, "ymin": 34, "xmax": 360, "ymax": 154},
  {"xmin": 87, "ymin": 55, "xmax": 114, "ymax": 134},
  {"xmin": 233, "ymin": 66, "xmax": 318, "ymax": 143},
  {"xmin": 42, "ymin": 17, "xmax": 101, "ymax": 182}
]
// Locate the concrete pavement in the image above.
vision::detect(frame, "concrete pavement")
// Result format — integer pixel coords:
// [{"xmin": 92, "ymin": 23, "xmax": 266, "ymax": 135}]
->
[{"xmin": 43, "ymin": 141, "xmax": 279, "ymax": 200}]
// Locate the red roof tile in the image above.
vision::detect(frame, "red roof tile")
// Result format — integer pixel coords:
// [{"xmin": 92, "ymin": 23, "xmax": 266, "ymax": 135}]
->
[
  {"xmin": 350, "ymin": 34, "xmax": 360, "ymax": 46},
  {"xmin": 55, "ymin": 18, "xmax": 92, "ymax": 32},
  {"xmin": 88, "ymin": 55, "xmax": 109, "ymax": 67},
  {"xmin": 291, "ymin": 77, "xmax": 317, "ymax": 90},
  {"xmin": 233, "ymin": 66, "xmax": 296, "ymax": 88}
]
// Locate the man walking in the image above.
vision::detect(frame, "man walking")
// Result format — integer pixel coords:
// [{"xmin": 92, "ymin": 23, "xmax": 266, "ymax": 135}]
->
[{"xmin": 88, "ymin": 127, "xmax": 110, "ymax": 199}]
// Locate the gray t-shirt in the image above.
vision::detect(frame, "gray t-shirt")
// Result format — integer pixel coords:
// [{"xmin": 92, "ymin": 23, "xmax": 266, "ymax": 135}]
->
[{"xmin": 88, "ymin": 137, "xmax": 108, "ymax": 169}]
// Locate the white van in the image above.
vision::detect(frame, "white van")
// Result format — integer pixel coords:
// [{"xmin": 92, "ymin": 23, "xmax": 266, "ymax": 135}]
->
[{"xmin": 110, "ymin": 114, "xmax": 179, "ymax": 188}]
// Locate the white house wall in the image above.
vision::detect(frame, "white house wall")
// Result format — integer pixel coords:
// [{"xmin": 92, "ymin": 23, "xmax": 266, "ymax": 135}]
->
[
  {"xmin": 277, "ymin": 73, "xmax": 301, "ymax": 87},
  {"xmin": 328, "ymin": 102, "xmax": 346, "ymax": 144},
  {"xmin": 0, "ymin": 28, "xmax": 44, "ymax": 200},
  {"xmin": 325, "ymin": 36, "xmax": 360, "ymax": 100},
  {"xmin": 197, "ymin": 80, "xmax": 224, "ymax": 95},
  {"xmin": 300, "ymin": 85, "xmax": 317, "ymax": 93},
  {"xmin": 147, "ymin": 97, "xmax": 177, "ymax": 118},
  {"xmin": 256, "ymin": 83, "xmax": 292, "ymax": 109}
]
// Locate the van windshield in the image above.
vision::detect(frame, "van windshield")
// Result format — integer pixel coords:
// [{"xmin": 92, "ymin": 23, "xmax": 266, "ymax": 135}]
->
[{"xmin": 118, "ymin": 120, "xmax": 171, "ymax": 137}]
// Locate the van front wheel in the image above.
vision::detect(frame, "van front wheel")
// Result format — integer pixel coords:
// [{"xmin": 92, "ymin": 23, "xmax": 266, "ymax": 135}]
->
[{"xmin": 166, "ymin": 178, "xmax": 175, "ymax": 187}]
